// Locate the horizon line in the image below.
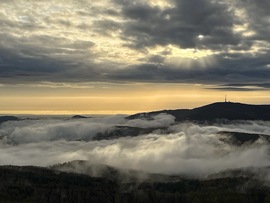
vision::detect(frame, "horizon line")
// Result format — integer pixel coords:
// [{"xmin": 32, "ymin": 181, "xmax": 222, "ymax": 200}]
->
[{"xmin": 1, "ymin": 101, "xmax": 270, "ymax": 116}]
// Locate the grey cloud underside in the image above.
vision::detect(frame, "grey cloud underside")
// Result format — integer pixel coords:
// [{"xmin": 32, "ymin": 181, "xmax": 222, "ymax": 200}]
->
[
  {"xmin": 0, "ymin": 33, "xmax": 105, "ymax": 83},
  {"xmin": 1, "ymin": 46, "xmax": 270, "ymax": 86},
  {"xmin": 209, "ymin": 83, "xmax": 270, "ymax": 91},
  {"xmin": 0, "ymin": 0, "xmax": 270, "ymax": 87},
  {"xmin": 237, "ymin": 0, "xmax": 270, "ymax": 41},
  {"xmin": 225, "ymin": 83, "xmax": 270, "ymax": 89},
  {"xmin": 207, "ymin": 87, "xmax": 263, "ymax": 92},
  {"xmin": 110, "ymin": 53, "xmax": 270, "ymax": 84},
  {"xmin": 115, "ymin": 0, "xmax": 240, "ymax": 49}
]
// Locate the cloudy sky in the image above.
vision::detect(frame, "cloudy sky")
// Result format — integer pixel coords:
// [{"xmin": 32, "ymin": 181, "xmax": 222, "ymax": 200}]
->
[{"xmin": 1, "ymin": 0, "xmax": 270, "ymax": 114}]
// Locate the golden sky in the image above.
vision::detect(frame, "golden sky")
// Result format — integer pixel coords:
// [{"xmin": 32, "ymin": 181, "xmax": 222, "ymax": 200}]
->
[{"xmin": 1, "ymin": 83, "xmax": 270, "ymax": 114}]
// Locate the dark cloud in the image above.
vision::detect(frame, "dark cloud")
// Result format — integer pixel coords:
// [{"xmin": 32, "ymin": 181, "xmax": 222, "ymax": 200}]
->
[
  {"xmin": 207, "ymin": 87, "xmax": 263, "ymax": 91},
  {"xmin": 0, "ymin": 32, "xmax": 104, "ymax": 83},
  {"xmin": 107, "ymin": 51, "xmax": 270, "ymax": 86},
  {"xmin": 92, "ymin": 19, "xmax": 122, "ymax": 36},
  {"xmin": 0, "ymin": 0, "xmax": 270, "ymax": 87},
  {"xmin": 211, "ymin": 83, "xmax": 270, "ymax": 91},
  {"xmin": 115, "ymin": 0, "xmax": 240, "ymax": 49},
  {"xmin": 236, "ymin": 0, "xmax": 270, "ymax": 41},
  {"xmin": 226, "ymin": 83, "xmax": 270, "ymax": 89},
  {"xmin": 147, "ymin": 55, "xmax": 165, "ymax": 64}
]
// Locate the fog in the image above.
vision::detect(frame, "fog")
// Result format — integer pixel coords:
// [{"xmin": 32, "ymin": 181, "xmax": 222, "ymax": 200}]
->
[
  {"xmin": 0, "ymin": 114, "xmax": 175, "ymax": 144},
  {"xmin": 0, "ymin": 114, "xmax": 270, "ymax": 178}
]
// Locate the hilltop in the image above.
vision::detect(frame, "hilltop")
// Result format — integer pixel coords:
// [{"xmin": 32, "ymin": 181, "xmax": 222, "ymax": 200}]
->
[
  {"xmin": 127, "ymin": 102, "xmax": 270, "ymax": 121},
  {"xmin": 0, "ymin": 116, "xmax": 20, "ymax": 123}
]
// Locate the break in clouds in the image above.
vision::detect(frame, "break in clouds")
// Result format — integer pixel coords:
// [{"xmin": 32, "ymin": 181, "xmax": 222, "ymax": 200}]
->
[{"xmin": 1, "ymin": 114, "xmax": 270, "ymax": 178}]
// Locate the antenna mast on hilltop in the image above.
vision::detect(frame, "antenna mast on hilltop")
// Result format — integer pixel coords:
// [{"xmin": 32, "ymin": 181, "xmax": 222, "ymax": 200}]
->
[{"xmin": 225, "ymin": 94, "xmax": 227, "ymax": 102}]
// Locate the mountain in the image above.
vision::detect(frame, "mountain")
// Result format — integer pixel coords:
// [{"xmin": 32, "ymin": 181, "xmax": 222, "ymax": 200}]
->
[
  {"xmin": 94, "ymin": 102, "xmax": 270, "ymax": 141},
  {"xmin": 71, "ymin": 115, "xmax": 89, "ymax": 119},
  {"xmin": 207, "ymin": 166, "xmax": 270, "ymax": 180},
  {"xmin": 217, "ymin": 131, "xmax": 270, "ymax": 146},
  {"xmin": 92, "ymin": 126, "xmax": 161, "ymax": 140},
  {"xmin": 1, "ymin": 164, "xmax": 270, "ymax": 203},
  {"xmin": 50, "ymin": 160, "xmax": 182, "ymax": 183},
  {"xmin": 127, "ymin": 102, "xmax": 270, "ymax": 121},
  {"xmin": 0, "ymin": 165, "xmax": 111, "ymax": 203},
  {"xmin": 0, "ymin": 116, "xmax": 20, "ymax": 124}
]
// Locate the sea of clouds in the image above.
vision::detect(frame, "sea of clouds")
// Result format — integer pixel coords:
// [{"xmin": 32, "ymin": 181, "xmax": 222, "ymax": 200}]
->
[{"xmin": 0, "ymin": 114, "xmax": 270, "ymax": 178}]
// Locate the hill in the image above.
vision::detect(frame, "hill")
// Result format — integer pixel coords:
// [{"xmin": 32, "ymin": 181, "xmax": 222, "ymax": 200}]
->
[
  {"xmin": 0, "ymin": 116, "xmax": 20, "ymax": 124},
  {"xmin": 1, "ymin": 165, "xmax": 270, "ymax": 203},
  {"xmin": 71, "ymin": 115, "xmax": 89, "ymax": 119},
  {"xmin": 127, "ymin": 102, "xmax": 270, "ymax": 121}
]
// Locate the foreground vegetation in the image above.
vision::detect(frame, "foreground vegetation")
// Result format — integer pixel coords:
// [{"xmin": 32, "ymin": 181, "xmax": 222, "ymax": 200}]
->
[{"xmin": 1, "ymin": 165, "xmax": 270, "ymax": 203}]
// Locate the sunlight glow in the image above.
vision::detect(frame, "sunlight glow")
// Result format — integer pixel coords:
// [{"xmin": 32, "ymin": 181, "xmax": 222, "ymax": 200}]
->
[
  {"xmin": 148, "ymin": 0, "xmax": 174, "ymax": 8},
  {"xmin": 198, "ymin": 35, "xmax": 204, "ymax": 40},
  {"xmin": 163, "ymin": 45, "xmax": 217, "ymax": 68}
]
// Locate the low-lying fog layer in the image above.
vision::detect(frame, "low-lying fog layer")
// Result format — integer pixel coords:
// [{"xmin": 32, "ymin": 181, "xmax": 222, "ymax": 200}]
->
[{"xmin": 0, "ymin": 114, "xmax": 270, "ymax": 177}]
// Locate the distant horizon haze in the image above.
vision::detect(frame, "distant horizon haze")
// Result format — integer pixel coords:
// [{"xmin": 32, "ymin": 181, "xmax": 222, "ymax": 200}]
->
[{"xmin": 1, "ymin": 90, "xmax": 270, "ymax": 115}]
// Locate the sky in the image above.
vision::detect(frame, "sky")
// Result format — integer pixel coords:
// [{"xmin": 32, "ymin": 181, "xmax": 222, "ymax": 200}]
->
[{"xmin": 1, "ymin": 0, "xmax": 270, "ymax": 114}]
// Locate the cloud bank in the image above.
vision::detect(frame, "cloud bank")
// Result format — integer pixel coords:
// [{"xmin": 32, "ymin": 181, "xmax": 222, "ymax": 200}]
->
[{"xmin": 1, "ymin": 115, "xmax": 270, "ymax": 177}]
